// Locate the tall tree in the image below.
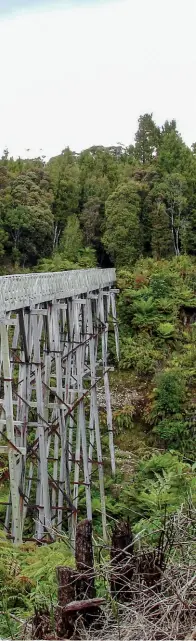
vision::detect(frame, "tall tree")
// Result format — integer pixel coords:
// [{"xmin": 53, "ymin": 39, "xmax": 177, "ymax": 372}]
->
[
  {"xmin": 80, "ymin": 198, "xmax": 103, "ymax": 247},
  {"xmin": 165, "ymin": 173, "xmax": 187, "ymax": 256},
  {"xmin": 80, "ymin": 175, "xmax": 110, "ymax": 261},
  {"xmin": 151, "ymin": 201, "xmax": 173, "ymax": 259},
  {"xmin": 191, "ymin": 142, "xmax": 196, "ymax": 156},
  {"xmin": 48, "ymin": 148, "xmax": 80, "ymax": 248},
  {"xmin": 161, "ymin": 119, "xmax": 177, "ymax": 135},
  {"xmin": 59, "ymin": 215, "xmax": 83, "ymax": 262},
  {"xmin": 135, "ymin": 114, "xmax": 160, "ymax": 165},
  {"xmin": 147, "ymin": 173, "xmax": 188, "ymax": 257},
  {"xmin": 103, "ymin": 182, "xmax": 142, "ymax": 267},
  {"xmin": 157, "ymin": 128, "xmax": 194, "ymax": 175},
  {"xmin": 4, "ymin": 204, "xmax": 53, "ymax": 265}
]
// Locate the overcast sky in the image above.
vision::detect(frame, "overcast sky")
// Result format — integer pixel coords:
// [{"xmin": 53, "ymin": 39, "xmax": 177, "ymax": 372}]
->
[{"xmin": 0, "ymin": 0, "xmax": 196, "ymax": 159}]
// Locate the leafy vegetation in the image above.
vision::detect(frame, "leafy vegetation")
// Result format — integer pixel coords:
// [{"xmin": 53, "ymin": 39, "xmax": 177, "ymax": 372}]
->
[
  {"xmin": 118, "ymin": 256, "xmax": 196, "ymax": 458},
  {"xmin": 0, "ymin": 534, "xmax": 74, "ymax": 638},
  {"xmin": 1, "ymin": 115, "xmax": 196, "ymax": 637},
  {"xmin": 1, "ymin": 114, "xmax": 196, "ymax": 271}
]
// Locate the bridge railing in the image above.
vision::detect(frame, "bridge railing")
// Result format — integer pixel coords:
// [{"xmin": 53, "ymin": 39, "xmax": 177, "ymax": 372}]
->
[{"xmin": 0, "ymin": 268, "xmax": 116, "ymax": 313}]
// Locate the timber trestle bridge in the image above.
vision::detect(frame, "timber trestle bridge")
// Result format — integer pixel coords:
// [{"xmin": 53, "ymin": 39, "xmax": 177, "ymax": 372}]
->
[{"xmin": 0, "ymin": 268, "xmax": 118, "ymax": 545}]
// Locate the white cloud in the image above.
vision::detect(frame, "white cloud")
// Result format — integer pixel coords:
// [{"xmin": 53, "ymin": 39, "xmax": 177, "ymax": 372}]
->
[{"xmin": 0, "ymin": 0, "xmax": 196, "ymax": 158}]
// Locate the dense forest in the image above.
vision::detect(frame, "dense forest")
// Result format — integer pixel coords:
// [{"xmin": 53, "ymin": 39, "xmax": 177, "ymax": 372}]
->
[
  {"xmin": 1, "ymin": 113, "xmax": 196, "ymax": 272},
  {"xmin": 0, "ymin": 115, "xmax": 196, "ymax": 639}
]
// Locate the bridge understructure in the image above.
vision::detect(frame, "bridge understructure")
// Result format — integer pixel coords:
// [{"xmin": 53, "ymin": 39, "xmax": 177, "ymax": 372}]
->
[{"xmin": 0, "ymin": 269, "xmax": 118, "ymax": 545}]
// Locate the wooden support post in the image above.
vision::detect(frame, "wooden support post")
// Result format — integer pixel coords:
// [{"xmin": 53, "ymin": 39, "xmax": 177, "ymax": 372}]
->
[
  {"xmin": 99, "ymin": 290, "xmax": 116, "ymax": 476},
  {"xmin": 111, "ymin": 291, "xmax": 120, "ymax": 362},
  {"xmin": 31, "ymin": 313, "xmax": 51, "ymax": 537},
  {"xmin": 0, "ymin": 319, "xmax": 22, "ymax": 543},
  {"xmin": 71, "ymin": 300, "xmax": 92, "ymax": 544},
  {"xmin": 18, "ymin": 309, "xmax": 29, "ymax": 364},
  {"xmin": 87, "ymin": 297, "xmax": 107, "ymax": 541}
]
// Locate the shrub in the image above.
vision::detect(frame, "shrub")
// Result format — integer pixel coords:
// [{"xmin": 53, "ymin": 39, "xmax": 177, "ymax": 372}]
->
[
  {"xmin": 113, "ymin": 406, "xmax": 134, "ymax": 434},
  {"xmin": 153, "ymin": 417, "xmax": 189, "ymax": 449},
  {"xmin": 152, "ymin": 370, "xmax": 186, "ymax": 418},
  {"xmin": 156, "ymin": 321, "xmax": 175, "ymax": 339},
  {"xmin": 132, "ymin": 452, "xmax": 196, "ymax": 532},
  {"xmin": 120, "ymin": 336, "xmax": 161, "ymax": 374}
]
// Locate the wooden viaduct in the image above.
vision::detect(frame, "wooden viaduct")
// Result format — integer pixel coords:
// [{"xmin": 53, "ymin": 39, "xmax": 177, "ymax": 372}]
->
[{"xmin": 0, "ymin": 268, "xmax": 118, "ymax": 545}]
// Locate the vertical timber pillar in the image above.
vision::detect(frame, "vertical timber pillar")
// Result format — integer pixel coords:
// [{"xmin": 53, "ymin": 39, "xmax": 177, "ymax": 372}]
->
[
  {"xmin": 0, "ymin": 319, "xmax": 22, "ymax": 544},
  {"xmin": 31, "ymin": 312, "xmax": 51, "ymax": 537},
  {"xmin": 99, "ymin": 290, "xmax": 116, "ymax": 476},
  {"xmin": 87, "ymin": 297, "xmax": 107, "ymax": 541}
]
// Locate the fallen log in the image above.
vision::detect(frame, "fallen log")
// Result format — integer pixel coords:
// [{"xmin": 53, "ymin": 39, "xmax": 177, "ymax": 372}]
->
[{"xmin": 64, "ymin": 597, "xmax": 105, "ymax": 612}]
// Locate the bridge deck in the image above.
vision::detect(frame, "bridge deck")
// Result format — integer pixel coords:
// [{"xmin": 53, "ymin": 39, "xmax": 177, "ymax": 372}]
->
[{"xmin": 0, "ymin": 268, "xmax": 115, "ymax": 314}]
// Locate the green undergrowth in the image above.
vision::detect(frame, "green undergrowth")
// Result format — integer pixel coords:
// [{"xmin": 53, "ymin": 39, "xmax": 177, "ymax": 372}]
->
[
  {"xmin": 115, "ymin": 257, "xmax": 196, "ymax": 459},
  {"xmin": 1, "ymin": 446, "xmax": 196, "ymax": 637},
  {"xmin": 0, "ymin": 535, "xmax": 74, "ymax": 638},
  {"xmin": 104, "ymin": 451, "xmax": 196, "ymax": 535},
  {"xmin": 0, "ymin": 448, "xmax": 196, "ymax": 637},
  {"xmin": 1, "ymin": 257, "xmax": 196, "ymax": 636}
]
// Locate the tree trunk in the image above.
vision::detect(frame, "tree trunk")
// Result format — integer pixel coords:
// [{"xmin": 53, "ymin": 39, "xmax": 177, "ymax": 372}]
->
[
  {"xmin": 75, "ymin": 519, "xmax": 95, "ymax": 599},
  {"xmin": 110, "ymin": 520, "xmax": 134, "ymax": 601},
  {"xmin": 56, "ymin": 566, "xmax": 78, "ymax": 638}
]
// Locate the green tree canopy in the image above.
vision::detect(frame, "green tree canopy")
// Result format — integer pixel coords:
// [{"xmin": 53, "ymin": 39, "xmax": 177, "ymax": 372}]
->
[
  {"xmin": 103, "ymin": 181, "xmax": 142, "ymax": 266},
  {"xmin": 135, "ymin": 114, "xmax": 160, "ymax": 165}
]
